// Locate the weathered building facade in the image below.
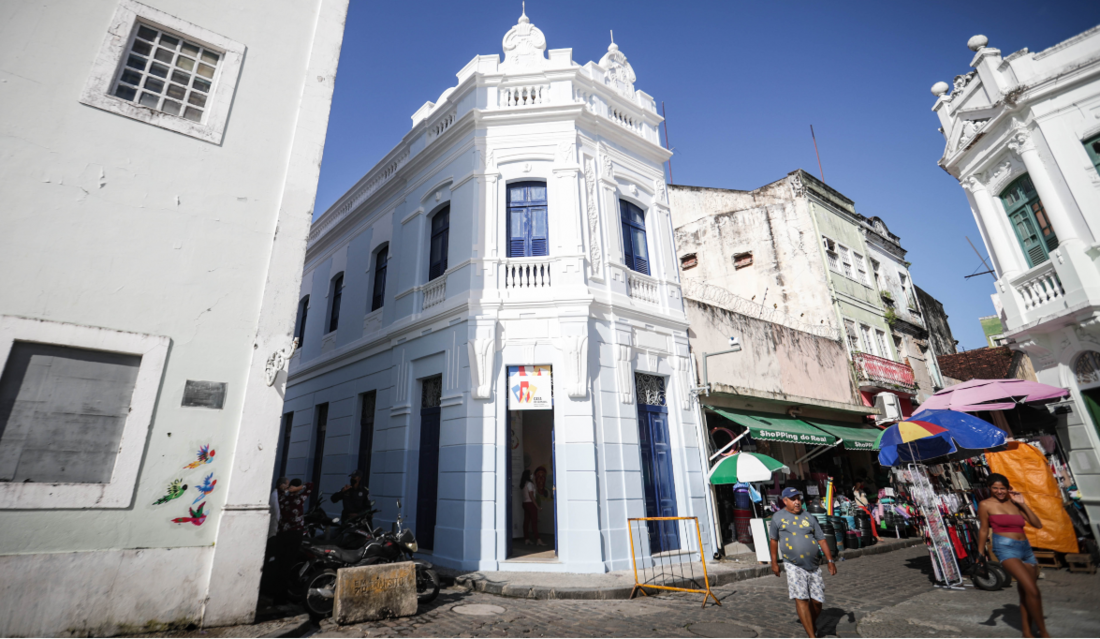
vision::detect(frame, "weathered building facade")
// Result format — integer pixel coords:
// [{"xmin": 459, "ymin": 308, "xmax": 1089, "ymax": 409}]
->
[
  {"xmin": 670, "ymin": 171, "xmax": 948, "ymax": 419},
  {"xmin": 0, "ymin": 0, "xmax": 348, "ymax": 635},
  {"xmin": 280, "ymin": 10, "xmax": 715, "ymax": 575},
  {"xmin": 930, "ymin": 28, "xmax": 1100, "ymax": 524}
]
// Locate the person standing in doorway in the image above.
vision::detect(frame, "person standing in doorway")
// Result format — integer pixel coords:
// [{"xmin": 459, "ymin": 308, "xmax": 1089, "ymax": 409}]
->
[
  {"xmin": 769, "ymin": 487, "xmax": 837, "ymax": 638},
  {"xmin": 520, "ymin": 469, "xmax": 541, "ymax": 546},
  {"xmin": 978, "ymin": 473, "xmax": 1049, "ymax": 638}
]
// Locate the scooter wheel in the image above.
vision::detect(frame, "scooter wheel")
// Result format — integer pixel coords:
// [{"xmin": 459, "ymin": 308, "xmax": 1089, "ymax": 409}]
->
[
  {"xmin": 416, "ymin": 567, "xmax": 440, "ymax": 604},
  {"xmin": 305, "ymin": 569, "xmax": 338, "ymax": 620}
]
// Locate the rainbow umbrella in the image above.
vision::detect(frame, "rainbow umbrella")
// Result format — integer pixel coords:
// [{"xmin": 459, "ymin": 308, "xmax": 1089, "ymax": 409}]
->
[
  {"xmin": 708, "ymin": 452, "xmax": 789, "ymax": 484},
  {"xmin": 876, "ymin": 409, "xmax": 1007, "ymax": 466}
]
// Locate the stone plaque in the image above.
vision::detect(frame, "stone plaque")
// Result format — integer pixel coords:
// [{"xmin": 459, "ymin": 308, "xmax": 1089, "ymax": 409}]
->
[
  {"xmin": 333, "ymin": 562, "xmax": 417, "ymax": 625},
  {"xmin": 181, "ymin": 380, "xmax": 227, "ymax": 409}
]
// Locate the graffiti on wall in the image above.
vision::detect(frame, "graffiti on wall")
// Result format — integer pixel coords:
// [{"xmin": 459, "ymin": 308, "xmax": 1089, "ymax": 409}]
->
[{"xmin": 153, "ymin": 479, "xmax": 188, "ymax": 505}]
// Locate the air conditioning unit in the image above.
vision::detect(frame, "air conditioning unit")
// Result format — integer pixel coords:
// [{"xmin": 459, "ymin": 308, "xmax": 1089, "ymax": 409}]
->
[{"xmin": 874, "ymin": 392, "xmax": 902, "ymax": 424}]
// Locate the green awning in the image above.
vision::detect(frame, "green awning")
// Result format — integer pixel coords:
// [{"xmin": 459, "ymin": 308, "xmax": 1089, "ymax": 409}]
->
[
  {"xmin": 801, "ymin": 419, "xmax": 881, "ymax": 451},
  {"xmin": 709, "ymin": 408, "xmax": 836, "ymax": 447}
]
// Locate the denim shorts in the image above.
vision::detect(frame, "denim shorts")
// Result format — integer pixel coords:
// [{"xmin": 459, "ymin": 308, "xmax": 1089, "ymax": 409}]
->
[{"xmin": 992, "ymin": 533, "xmax": 1037, "ymax": 565}]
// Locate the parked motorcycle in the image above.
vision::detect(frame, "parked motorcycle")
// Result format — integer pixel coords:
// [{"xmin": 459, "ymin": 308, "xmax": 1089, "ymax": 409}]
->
[{"xmin": 296, "ymin": 500, "xmax": 439, "ymax": 619}]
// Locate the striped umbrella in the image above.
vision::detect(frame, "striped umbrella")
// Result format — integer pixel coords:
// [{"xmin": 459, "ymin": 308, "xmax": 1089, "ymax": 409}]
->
[
  {"xmin": 876, "ymin": 410, "xmax": 1007, "ymax": 466},
  {"xmin": 708, "ymin": 452, "xmax": 789, "ymax": 484}
]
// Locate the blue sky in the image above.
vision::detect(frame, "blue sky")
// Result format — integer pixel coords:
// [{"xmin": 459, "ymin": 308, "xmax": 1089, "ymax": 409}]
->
[{"xmin": 314, "ymin": 0, "xmax": 1100, "ymax": 351}]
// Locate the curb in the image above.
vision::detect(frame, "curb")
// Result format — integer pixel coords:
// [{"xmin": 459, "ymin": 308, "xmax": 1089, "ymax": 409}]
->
[{"xmin": 454, "ymin": 537, "xmax": 924, "ymax": 601}]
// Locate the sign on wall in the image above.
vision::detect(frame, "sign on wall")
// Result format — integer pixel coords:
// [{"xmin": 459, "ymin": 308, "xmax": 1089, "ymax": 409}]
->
[{"xmin": 508, "ymin": 366, "xmax": 552, "ymax": 410}]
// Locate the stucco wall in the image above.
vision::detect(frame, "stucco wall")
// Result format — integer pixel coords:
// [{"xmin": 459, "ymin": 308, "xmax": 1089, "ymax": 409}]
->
[
  {"xmin": 670, "ymin": 180, "xmax": 836, "ymax": 330},
  {"xmin": 685, "ymin": 298, "xmax": 855, "ymax": 405}
]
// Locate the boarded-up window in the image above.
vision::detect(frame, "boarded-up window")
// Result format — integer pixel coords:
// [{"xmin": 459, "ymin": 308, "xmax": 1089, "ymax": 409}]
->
[
  {"xmin": 734, "ymin": 252, "xmax": 753, "ymax": 269},
  {"xmin": 680, "ymin": 253, "xmax": 698, "ymax": 270},
  {"xmin": 0, "ymin": 342, "xmax": 141, "ymax": 483}
]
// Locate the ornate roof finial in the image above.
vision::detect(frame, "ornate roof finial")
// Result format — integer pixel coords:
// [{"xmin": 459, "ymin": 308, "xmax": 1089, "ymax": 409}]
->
[
  {"xmin": 519, "ymin": 1, "xmax": 529, "ymax": 24},
  {"xmin": 609, "ymin": 30, "xmax": 618, "ymax": 52},
  {"xmin": 502, "ymin": 2, "xmax": 547, "ymax": 70}
]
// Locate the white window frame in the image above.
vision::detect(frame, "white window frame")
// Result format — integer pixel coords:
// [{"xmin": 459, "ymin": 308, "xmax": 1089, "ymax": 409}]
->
[
  {"xmin": 843, "ymin": 318, "xmax": 861, "ymax": 353},
  {"xmin": 822, "ymin": 236, "xmax": 839, "ymax": 271},
  {"xmin": 860, "ymin": 324, "xmax": 875, "ymax": 356},
  {"xmin": 875, "ymin": 329, "xmax": 890, "ymax": 360},
  {"xmin": 79, "ymin": 0, "xmax": 246, "ymax": 145},
  {"xmin": 854, "ymin": 252, "xmax": 869, "ymax": 286},
  {"xmin": 839, "ymin": 246, "xmax": 853, "ymax": 278},
  {"xmin": 0, "ymin": 315, "xmax": 169, "ymax": 509}
]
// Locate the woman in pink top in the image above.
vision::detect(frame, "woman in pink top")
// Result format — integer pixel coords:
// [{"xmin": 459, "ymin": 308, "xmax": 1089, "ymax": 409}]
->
[{"xmin": 977, "ymin": 473, "xmax": 1047, "ymax": 637}]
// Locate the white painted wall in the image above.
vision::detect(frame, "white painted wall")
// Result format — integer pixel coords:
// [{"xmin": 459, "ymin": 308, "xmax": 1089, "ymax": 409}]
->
[
  {"xmin": 282, "ymin": 10, "xmax": 715, "ymax": 574},
  {"xmin": 932, "ymin": 27, "xmax": 1100, "ymax": 524},
  {"xmin": 0, "ymin": 0, "xmax": 348, "ymax": 634}
]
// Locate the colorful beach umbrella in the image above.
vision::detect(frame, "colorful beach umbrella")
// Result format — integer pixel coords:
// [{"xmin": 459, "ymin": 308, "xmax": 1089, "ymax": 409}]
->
[
  {"xmin": 877, "ymin": 409, "xmax": 1007, "ymax": 466},
  {"xmin": 708, "ymin": 452, "xmax": 789, "ymax": 484}
]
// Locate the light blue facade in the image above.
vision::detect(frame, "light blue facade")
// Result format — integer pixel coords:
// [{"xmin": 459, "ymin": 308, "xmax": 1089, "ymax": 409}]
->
[{"xmin": 279, "ymin": 12, "xmax": 715, "ymax": 573}]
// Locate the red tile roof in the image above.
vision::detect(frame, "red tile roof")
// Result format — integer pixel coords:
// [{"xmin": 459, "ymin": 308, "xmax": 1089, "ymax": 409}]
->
[{"xmin": 937, "ymin": 346, "xmax": 1015, "ymax": 382}]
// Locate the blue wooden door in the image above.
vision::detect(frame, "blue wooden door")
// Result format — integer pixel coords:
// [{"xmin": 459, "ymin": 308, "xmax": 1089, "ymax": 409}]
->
[
  {"xmin": 416, "ymin": 406, "xmax": 441, "ymax": 551},
  {"xmin": 638, "ymin": 403, "xmax": 679, "ymax": 553}
]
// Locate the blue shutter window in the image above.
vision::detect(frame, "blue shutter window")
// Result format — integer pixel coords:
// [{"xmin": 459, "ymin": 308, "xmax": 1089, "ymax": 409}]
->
[
  {"xmin": 620, "ymin": 200, "xmax": 650, "ymax": 275},
  {"xmin": 294, "ymin": 295, "xmax": 309, "ymax": 347},
  {"xmin": 371, "ymin": 247, "xmax": 388, "ymax": 312},
  {"xmin": 1000, "ymin": 174, "xmax": 1057, "ymax": 268},
  {"xmin": 328, "ymin": 274, "xmax": 343, "ymax": 333},
  {"xmin": 506, "ymin": 182, "xmax": 548, "ymax": 257},
  {"xmin": 429, "ymin": 208, "xmax": 449, "ymax": 281}
]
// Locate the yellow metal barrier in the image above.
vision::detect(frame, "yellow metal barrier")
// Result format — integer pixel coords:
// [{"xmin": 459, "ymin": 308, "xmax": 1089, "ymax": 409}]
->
[{"xmin": 627, "ymin": 516, "xmax": 720, "ymax": 608}]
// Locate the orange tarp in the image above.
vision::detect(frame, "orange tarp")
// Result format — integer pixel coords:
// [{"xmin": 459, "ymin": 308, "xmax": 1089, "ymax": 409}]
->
[{"xmin": 985, "ymin": 442, "xmax": 1078, "ymax": 554}]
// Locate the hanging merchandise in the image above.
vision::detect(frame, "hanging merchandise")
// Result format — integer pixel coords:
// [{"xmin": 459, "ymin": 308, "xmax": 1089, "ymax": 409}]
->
[
  {"xmin": 985, "ymin": 442, "xmax": 1079, "ymax": 554},
  {"xmin": 907, "ymin": 464, "xmax": 963, "ymax": 587}
]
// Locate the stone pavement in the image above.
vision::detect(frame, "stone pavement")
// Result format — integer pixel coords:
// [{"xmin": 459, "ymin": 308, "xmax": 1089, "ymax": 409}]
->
[{"xmin": 311, "ymin": 545, "xmax": 1100, "ymax": 638}]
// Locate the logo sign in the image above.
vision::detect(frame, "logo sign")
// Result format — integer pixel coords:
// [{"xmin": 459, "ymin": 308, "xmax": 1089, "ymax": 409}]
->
[
  {"xmin": 754, "ymin": 428, "xmax": 832, "ymax": 446},
  {"xmin": 508, "ymin": 365, "xmax": 552, "ymax": 410}
]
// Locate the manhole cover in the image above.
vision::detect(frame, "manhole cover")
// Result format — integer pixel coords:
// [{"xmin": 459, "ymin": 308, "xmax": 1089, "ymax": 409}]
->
[
  {"xmin": 452, "ymin": 604, "xmax": 506, "ymax": 616},
  {"xmin": 688, "ymin": 622, "xmax": 757, "ymax": 638}
]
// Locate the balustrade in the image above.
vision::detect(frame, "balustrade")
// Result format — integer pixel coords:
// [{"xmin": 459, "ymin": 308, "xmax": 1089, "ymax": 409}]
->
[
  {"xmin": 852, "ymin": 351, "xmax": 917, "ymax": 390},
  {"xmin": 501, "ymin": 85, "xmax": 548, "ymax": 107},
  {"xmin": 627, "ymin": 272, "xmax": 659, "ymax": 304},
  {"xmin": 1012, "ymin": 263, "xmax": 1065, "ymax": 314},
  {"xmin": 423, "ymin": 276, "xmax": 446, "ymax": 310},
  {"xmin": 504, "ymin": 260, "xmax": 551, "ymax": 289}
]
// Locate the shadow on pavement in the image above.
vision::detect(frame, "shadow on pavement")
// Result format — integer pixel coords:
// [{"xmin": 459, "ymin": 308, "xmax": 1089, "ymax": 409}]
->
[
  {"xmin": 901, "ymin": 555, "xmax": 937, "ymax": 583},
  {"xmin": 979, "ymin": 603, "xmax": 1023, "ymax": 632},
  {"xmin": 816, "ymin": 607, "xmax": 852, "ymax": 637}
]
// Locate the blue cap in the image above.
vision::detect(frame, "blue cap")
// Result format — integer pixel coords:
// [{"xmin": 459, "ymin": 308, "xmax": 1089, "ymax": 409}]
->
[{"xmin": 781, "ymin": 487, "xmax": 803, "ymax": 500}]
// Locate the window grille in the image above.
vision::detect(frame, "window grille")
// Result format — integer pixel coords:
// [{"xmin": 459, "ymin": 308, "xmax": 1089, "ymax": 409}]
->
[
  {"xmin": 421, "ymin": 375, "xmax": 443, "ymax": 408},
  {"xmin": 634, "ymin": 373, "xmax": 666, "ymax": 406},
  {"xmin": 113, "ymin": 23, "xmax": 220, "ymax": 122},
  {"xmin": 839, "ymin": 246, "xmax": 853, "ymax": 278},
  {"xmin": 854, "ymin": 252, "xmax": 868, "ymax": 285}
]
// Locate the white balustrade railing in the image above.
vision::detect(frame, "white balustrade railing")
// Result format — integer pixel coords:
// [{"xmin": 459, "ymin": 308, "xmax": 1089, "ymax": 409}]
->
[
  {"xmin": 428, "ymin": 111, "xmax": 455, "ymax": 139},
  {"xmin": 627, "ymin": 272, "xmax": 659, "ymax": 304},
  {"xmin": 609, "ymin": 106, "xmax": 643, "ymax": 135},
  {"xmin": 504, "ymin": 260, "xmax": 551, "ymax": 289},
  {"xmin": 500, "ymin": 85, "xmax": 548, "ymax": 108},
  {"xmin": 1012, "ymin": 262, "xmax": 1065, "ymax": 314},
  {"xmin": 423, "ymin": 276, "xmax": 447, "ymax": 310}
]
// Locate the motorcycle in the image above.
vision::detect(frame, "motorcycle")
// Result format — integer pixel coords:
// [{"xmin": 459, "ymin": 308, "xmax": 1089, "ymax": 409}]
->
[{"xmin": 296, "ymin": 500, "xmax": 439, "ymax": 619}]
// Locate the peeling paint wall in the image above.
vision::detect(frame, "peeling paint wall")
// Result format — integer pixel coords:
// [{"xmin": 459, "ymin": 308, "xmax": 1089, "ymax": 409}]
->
[
  {"xmin": 685, "ymin": 299, "xmax": 856, "ymax": 405},
  {"xmin": 669, "ymin": 179, "xmax": 836, "ymax": 332},
  {"xmin": 0, "ymin": 0, "xmax": 349, "ymax": 634}
]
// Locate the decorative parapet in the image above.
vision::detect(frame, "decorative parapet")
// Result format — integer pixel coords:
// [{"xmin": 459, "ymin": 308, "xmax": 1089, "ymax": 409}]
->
[
  {"xmin": 308, "ymin": 147, "xmax": 409, "ymax": 246},
  {"xmin": 682, "ymin": 279, "xmax": 841, "ymax": 341},
  {"xmin": 852, "ymin": 351, "xmax": 917, "ymax": 390}
]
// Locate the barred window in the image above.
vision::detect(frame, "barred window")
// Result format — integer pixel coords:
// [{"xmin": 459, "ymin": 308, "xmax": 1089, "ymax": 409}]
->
[
  {"xmin": 634, "ymin": 373, "xmax": 666, "ymax": 406},
  {"xmin": 113, "ymin": 23, "xmax": 221, "ymax": 123}
]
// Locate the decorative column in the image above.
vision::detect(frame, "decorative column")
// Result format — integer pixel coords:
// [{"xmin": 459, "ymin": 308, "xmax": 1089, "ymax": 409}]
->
[
  {"xmin": 1007, "ymin": 125, "xmax": 1082, "ymax": 245},
  {"xmin": 963, "ymin": 175, "xmax": 1026, "ymax": 279}
]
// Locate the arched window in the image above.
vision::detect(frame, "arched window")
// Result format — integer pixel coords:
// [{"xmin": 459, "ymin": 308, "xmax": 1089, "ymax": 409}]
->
[
  {"xmin": 1000, "ymin": 174, "xmax": 1058, "ymax": 268},
  {"xmin": 371, "ymin": 246, "xmax": 388, "ymax": 312},
  {"xmin": 294, "ymin": 295, "xmax": 309, "ymax": 346},
  {"xmin": 328, "ymin": 273, "xmax": 343, "ymax": 333},
  {"xmin": 429, "ymin": 207, "xmax": 449, "ymax": 281},
  {"xmin": 620, "ymin": 200, "xmax": 650, "ymax": 275},
  {"xmin": 507, "ymin": 182, "xmax": 548, "ymax": 257}
]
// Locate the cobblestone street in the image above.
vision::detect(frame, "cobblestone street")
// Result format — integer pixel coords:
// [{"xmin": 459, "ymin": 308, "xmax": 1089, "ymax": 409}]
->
[{"xmin": 313, "ymin": 546, "xmax": 1100, "ymax": 638}]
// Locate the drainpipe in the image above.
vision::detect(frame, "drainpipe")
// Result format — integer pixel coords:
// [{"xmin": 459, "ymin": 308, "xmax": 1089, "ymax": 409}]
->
[{"xmin": 689, "ymin": 352, "xmax": 723, "ymax": 559}]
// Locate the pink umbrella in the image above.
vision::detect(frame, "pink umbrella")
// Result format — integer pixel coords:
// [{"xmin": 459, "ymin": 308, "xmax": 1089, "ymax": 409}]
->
[{"xmin": 916, "ymin": 378, "xmax": 1068, "ymax": 413}]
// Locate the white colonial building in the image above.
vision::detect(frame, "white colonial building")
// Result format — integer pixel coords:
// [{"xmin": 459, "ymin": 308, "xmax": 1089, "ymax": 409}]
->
[
  {"xmin": 931, "ymin": 27, "xmax": 1100, "ymax": 524},
  {"xmin": 0, "ymin": 0, "xmax": 347, "ymax": 635},
  {"xmin": 281, "ymin": 9, "xmax": 715, "ymax": 574}
]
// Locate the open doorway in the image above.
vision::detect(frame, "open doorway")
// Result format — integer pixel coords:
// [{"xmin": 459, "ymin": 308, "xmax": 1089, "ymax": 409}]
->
[{"xmin": 506, "ymin": 365, "xmax": 557, "ymax": 561}]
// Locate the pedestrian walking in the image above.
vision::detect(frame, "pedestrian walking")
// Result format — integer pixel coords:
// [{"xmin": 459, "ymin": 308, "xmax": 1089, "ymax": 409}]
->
[
  {"xmin": 769, "ymin": 487, "xmax": 837, "ymax": 638},
  {"xmin": 978, "ymin": 473, "xmax": 1049, "ymax": 638}
]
